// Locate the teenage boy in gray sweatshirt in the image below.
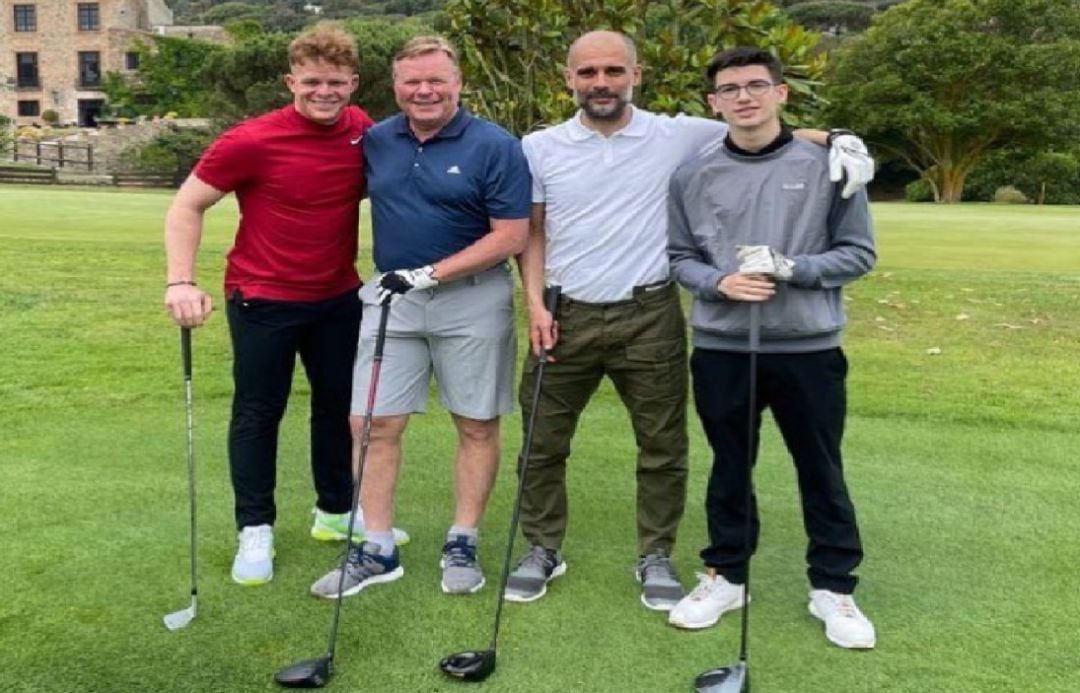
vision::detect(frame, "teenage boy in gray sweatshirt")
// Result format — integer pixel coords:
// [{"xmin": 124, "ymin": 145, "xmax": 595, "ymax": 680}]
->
[{"xmin": 665, "ymin": 47, "xmax": 877, "ymax": 649}]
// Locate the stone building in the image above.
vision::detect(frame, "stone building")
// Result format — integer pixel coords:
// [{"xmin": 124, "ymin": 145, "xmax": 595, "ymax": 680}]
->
[{"xmin": 0, "ymin": 0, "xmax": 185, "ymax": 126}]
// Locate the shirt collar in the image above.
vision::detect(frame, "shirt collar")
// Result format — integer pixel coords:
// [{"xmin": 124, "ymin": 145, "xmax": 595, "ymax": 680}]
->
[
  {"xmin": 567, "ymin": 106, "xmax": 649, "ymax": 141},
  {"xmin": 392, "ymin": 107, "xmax": 471, "ymax": 141}
]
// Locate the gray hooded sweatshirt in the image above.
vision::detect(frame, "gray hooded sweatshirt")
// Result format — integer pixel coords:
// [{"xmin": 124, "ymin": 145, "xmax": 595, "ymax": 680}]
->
[{"xmin": 667, "ymin": 135, "xmax": 876, "ymax": 353}]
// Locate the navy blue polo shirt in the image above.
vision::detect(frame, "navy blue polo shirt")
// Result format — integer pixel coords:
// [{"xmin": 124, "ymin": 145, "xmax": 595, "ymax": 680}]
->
[{"xmin": 365, "ymin": 108, "xmax": 532, "ymax": 271}]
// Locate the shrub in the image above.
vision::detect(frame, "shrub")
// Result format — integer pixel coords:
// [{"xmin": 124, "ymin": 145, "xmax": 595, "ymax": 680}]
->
[
  {"xmin": 993, "ymin": 186, "xmax": 1028, "ymax": 204},
  {"xmin": 41, "ymin": 109, "xmax": 59, "ymax": 126},
  {"xmin": 119, "ymin": 126, "xmax": 216, "ymax": 178},
  {"xmin": 905, "ymin": 178, "xmax": 934, "ymax": 202}
]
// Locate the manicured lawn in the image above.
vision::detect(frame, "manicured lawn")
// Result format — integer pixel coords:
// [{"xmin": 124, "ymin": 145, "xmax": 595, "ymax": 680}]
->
[{"xmin": 1, "ymin": 186, "xmax": 1077, "ymax": 692}]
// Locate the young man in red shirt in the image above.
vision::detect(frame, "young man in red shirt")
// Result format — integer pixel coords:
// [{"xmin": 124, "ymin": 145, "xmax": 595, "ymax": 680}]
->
[{"xmin": 163, "ymin": 23, "xmax": 404, "ymax": 586}]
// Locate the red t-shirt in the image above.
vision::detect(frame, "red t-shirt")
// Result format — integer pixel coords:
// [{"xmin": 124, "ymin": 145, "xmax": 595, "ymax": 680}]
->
[{"xmin": 194, "ymin": 104, "xmax": 374, "ymax": 302}]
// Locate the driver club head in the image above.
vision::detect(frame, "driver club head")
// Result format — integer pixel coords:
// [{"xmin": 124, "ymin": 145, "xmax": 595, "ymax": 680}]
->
[
  {"xmin": 274, "ymin": 656, "xmax": 333, "ymax": 689},
  {"xmin": 694, "ymin": 662, "xmax": 749, "ymax": 693},
  {"xmin": 438, "ymin": 649, "xmax": 497, "ymax": 682},
  {"xmin": 163, "ymin": 603, "xmax": 196, "ymax": 631}
]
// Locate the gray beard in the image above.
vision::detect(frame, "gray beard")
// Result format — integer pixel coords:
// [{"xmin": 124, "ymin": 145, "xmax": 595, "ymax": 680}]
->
[{"xmin": 580, "ymin": 96, "xmax": 629, "ymax": 121}]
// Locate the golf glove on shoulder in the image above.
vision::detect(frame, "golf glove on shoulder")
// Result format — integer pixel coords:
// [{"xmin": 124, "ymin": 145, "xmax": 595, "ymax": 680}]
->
[
  {"xmin": 827, "ymin": 131, "xmax": 874, "ymax": 199},
  {"xmin": 376, "ymin": 265, "xmax": 438, "ymax": 305},
  {"xmin": 736, "ymin": 245, "xmax": 794, "ymax": 280}
]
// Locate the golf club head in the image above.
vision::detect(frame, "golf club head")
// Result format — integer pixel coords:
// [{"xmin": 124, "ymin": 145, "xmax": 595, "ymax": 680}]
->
[
  {"xmin": 162, "ymin": 604, "xmax": 195, "ymax": 631},
  {"xmin": 694, "ymin": 662, "xmax": 749, "ymax": 693},
  {"xmin": 274, "ymin": 656, "xmax": 333, "ymax": 689},
  {"xmin": 438, "ymin": 649, "xmax": 496, "ymax": 682}
]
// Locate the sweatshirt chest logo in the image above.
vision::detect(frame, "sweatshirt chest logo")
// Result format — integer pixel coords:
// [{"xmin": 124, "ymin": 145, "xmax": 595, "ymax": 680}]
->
[
  {"xmin": 446, "ymin": 165, "xmax": 462, "ymax": 175},
  {"xmin": 349, "ymin": 134, "xmax": 363, "ymax": 146},
  {"xmin": 782, "ymin": 181, "xmax": 806, "ymax": 191}
]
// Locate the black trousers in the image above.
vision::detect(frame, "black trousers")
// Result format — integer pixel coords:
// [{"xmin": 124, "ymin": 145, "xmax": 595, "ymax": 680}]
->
[
  {"xmin": 225, "ymin": 288, "xmax": 360, "ymax": 529},
  {"xmin": 690, "ymin": 347, "xmax": 863, "ymax": 594}
]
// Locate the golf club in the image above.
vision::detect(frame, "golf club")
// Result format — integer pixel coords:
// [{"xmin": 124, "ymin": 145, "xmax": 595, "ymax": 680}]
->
[
  {"xmin": 164, "ymin": 327, "xmax": 198, "ymax": 631},
  {"xmin": 438, "ymin": 285, "xmax": 562, "ymax": 683},
  {"xmin": 693, "ymin": 302, "xmax": 759, "ymax": 693},
  {"xmin": 274, "ymin": 300, "xmax": 392, "ymax": 689}
]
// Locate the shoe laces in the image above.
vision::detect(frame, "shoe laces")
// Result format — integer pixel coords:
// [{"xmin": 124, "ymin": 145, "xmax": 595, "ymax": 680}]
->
[
  {"xmin": 826, "ymin": 592, "xmax": 860, "ymax": 618},
  {"xmin": 687, "ymin": 572, "xmax": 733, "ymax": 601},
  {"xmin": 345, "ymin": 544, "xmax": 387, "ymax": 576},
  {"xmin": 638, "ymin": 553, "xmax": 678, "ymax": 582},
  {"xmin": 238, "ymin": 526, "xmax": 272, "ymax": 559},
  {"xmin": 442, "ymin": 536, "xmax": 478, "ymax": 568},
  {"xmin": 516, "ymin": 545, "xmax": 557, "ymax": 572}
]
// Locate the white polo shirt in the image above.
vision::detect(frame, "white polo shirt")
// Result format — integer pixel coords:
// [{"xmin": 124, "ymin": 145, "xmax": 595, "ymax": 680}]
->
[{"xmin": 522, "ymin": 107, "xmax": 727, "ymax": 302}]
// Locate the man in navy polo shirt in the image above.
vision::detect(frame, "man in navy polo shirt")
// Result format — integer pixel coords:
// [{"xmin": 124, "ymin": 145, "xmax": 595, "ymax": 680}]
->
[{"xmin": 311, "ymin": 36, "xmax": 531, "ymax": 599}]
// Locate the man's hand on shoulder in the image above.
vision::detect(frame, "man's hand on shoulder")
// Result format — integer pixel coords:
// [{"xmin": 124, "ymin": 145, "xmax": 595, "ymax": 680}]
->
[
  {"xmin": 376, "ymin": 265, "xmax": 439, "ymax": 305},
  {"xmin": 826, "ymin": 130, "xmax": 874, "ymax": 199}
]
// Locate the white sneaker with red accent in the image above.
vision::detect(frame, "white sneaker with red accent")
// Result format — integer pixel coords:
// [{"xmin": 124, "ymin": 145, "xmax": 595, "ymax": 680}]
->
[{"xmin": 808, "ymin": 589, "xmax": 876, "ymax": 649}]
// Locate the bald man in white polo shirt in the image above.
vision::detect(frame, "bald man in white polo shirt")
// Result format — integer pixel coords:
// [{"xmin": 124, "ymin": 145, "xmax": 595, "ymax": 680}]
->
[{"xmin": 504, "ymin": 30, "xmax": 873, "ymax": 612}]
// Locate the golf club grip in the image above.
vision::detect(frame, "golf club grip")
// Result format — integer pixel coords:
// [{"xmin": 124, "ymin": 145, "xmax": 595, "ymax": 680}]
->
[
  {"xmin": 748, "ymin": 303, "xmax": 760, "ymax": 352},
  {"xmin": 542, "ymin": 284, "xmax": 561, "ymax": 319},
  {"xmin": 181, "ymin": 327, "xmax": 192, "ymax": 379},
  {"xmin": 373, "ymin": 301, "xmax": 391, "ymax": 360}
]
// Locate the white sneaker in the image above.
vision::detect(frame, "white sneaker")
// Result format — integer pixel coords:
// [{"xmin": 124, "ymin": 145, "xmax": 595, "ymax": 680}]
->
[
  {"xmin": 808, "ymin": 589, "xmax": 876, "ymax": 649},
  {"xmin": 310, "ymin": 507, "xmax": 411, "ymax": 545},
  {"xmin": 231, "ymin": 524, "xmax": 274, "ymax": 586},
  {"xmin": 668, "ymin": 572, "xmax": 747, "ymax": 630}
]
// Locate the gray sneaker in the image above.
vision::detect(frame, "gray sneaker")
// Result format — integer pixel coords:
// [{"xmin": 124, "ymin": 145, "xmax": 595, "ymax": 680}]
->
[
  {"xmin": 440, "ymin": 534, "xmax": 485, "ymax": 594},
  {"xmin": 636, "ymin": 553, "xmax": 684, "ymax": 611},
  {"xmin": 309, "ymin": 542, "xmax": 404, "ymax": 599},
  {"xmin": 504, "ymin": 545, "xmax": 566, "ymax": 603}
]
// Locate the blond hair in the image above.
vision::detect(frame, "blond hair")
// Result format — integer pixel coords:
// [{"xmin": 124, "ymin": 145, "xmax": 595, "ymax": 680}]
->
[
  {"xmin": 393, "ymin": 35, "xmax": 459, "ymax": 68},
  {"xmin": 288, "ymin": 22, "xmax": 359, "ymax": 71}
]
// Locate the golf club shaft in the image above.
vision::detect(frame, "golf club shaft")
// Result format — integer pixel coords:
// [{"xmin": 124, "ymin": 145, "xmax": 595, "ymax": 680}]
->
[
  {"xmin": 181, "ymin": 327, "xmax": 198, "ymax": 607},
  {"xmin": 739, "ymin": 303, "xmax": 760, "ymax": 664},
  {"xmin": 324, "ymin": 301, "xmax": 392, "ymax": 660},
  {"xmin": 489, "ymin": 285, "xmax": 562, "ymax": 650}
]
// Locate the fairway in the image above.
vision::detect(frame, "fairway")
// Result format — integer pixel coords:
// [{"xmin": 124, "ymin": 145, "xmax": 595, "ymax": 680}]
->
[{"xmin": 1, "ymin": 186, "xmax": 1078, "ymax": 693}]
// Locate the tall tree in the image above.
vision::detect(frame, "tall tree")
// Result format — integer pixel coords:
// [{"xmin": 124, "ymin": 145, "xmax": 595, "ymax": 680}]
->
[
  {"xmin": 444, "ymin": 0, "xmax": 827, "ymax": 136},
  {"xmin": 102, "ymin": 36, "xmax": 225, "ymax": 117},
  {"xmin": 826, "ymin": 0, "xmax": 1080, "ymax": 202}
]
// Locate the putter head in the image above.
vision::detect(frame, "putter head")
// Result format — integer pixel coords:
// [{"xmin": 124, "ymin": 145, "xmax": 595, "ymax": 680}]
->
[
  {"xmin": 162, "ymin": 603, "xmax": 196, "ymax": 631},
  {"xmin": 438, "ymin": 649, "xmax": 496, "ymax": 682},
  {"xmin": 274, "ymin": 656, "xmax": 333, "ymax": 689},
  {"xmin": 694, "ymin": 662, "xmax": 749, "ymax": 693}
]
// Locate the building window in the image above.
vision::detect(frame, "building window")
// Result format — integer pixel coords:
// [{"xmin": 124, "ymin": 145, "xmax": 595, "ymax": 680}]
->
[
  {"xmin": 78, "ymin": 51, "xmax": 102, "ymax": 88},
  {"xmin": 18, "ymin": 100, "xmax": 41, "ymax": 117},
  {"xmin": 77, "ymin": 3, "xmax": 100, "ymax": 31},
  {"xmin": 16, "ymin": 52, "xmax": 40, "ymax": 88},
  {"xmin": 125, "ymin": 51, "xmax": 140, "ymax": 70},
  {"xmin": 14, "ymin": 4, "xmax": 37, "ymax": 31}
]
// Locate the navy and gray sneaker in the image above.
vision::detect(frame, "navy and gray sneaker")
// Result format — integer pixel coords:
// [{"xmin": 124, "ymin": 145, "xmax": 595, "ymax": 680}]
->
[
  {"xmin": 636, "ymin": 553, "xmax": 684, "ymax": 611},
  {"xmin": 440, "ymin": 534, "xmax": 485, "ymax": 594},
  {"xmin": 504, "ymin": 545, "xmax": 566, "ymax": 603},
  {"xmin": 309, "ymin": 542, "xmax": 404, "ymax": 600}
]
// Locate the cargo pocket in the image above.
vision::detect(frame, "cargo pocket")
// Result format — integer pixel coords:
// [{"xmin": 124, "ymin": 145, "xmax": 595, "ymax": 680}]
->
[{"xmin": 624, "ymin": 338, "xmax": 686, "ymax": 371}]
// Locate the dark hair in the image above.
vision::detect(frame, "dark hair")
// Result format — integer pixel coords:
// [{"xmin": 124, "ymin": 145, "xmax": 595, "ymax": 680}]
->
[{"xmin": 706, "ymin": 47, "xmax": 783, "ymax": 84}]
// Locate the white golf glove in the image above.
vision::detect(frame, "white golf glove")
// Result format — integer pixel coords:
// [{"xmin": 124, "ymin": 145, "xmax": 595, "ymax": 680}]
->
[
  {"xmin": 376, "ymin": 265, "xmax": 438, "ymax": 305},
  {"xmin": 827, "ymin": 131, "xmax": 874, "ymax": 199},
  {"xmin": 736, "ymin": 245, "xmax": 794, "ymax": 280}
]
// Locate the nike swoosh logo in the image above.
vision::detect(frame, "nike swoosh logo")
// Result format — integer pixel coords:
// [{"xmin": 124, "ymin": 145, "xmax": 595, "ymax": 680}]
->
[{"xmin": 350, "ymin": 135, "xmax": 363, "ymax": 145}]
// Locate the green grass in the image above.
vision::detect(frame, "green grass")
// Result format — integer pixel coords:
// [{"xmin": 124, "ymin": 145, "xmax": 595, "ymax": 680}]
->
[{"xmin": 1, "ymin": 187, "xmax": 1078, "ymax": 692}]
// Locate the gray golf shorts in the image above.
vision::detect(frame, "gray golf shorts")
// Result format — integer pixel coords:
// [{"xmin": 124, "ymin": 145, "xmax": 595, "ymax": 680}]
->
[{"xmin": 351, "ymin": 264, "xmax": 516, "ymax": 420}]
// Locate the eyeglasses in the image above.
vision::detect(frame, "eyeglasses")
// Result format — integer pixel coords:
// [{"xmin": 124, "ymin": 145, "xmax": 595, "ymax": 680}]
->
[{"xmin": 713, "ymin": 80, "xmax": 779, "ymax": 100}]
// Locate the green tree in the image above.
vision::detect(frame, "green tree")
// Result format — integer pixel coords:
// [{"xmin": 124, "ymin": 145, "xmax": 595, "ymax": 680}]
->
[
  {"xmin": 783, "ymin": 2, "xmax": 876, "ymax": 34},
  {"xmin": 444, "ymin": 0, "xmax": 827, "ymax": 136},
  {"xmin": 103, "ymin": 36, "xmax": 225, "ymax": 117},
  {"xmin": 826, "ymin": 0, "xmax": 1080, "ymax": 202}
]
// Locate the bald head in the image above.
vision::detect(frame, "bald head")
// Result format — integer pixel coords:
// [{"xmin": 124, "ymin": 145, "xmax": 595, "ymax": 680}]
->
[{"xmin": 568, "ymin": 30, "xmax": 638, "ymax": 68}]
